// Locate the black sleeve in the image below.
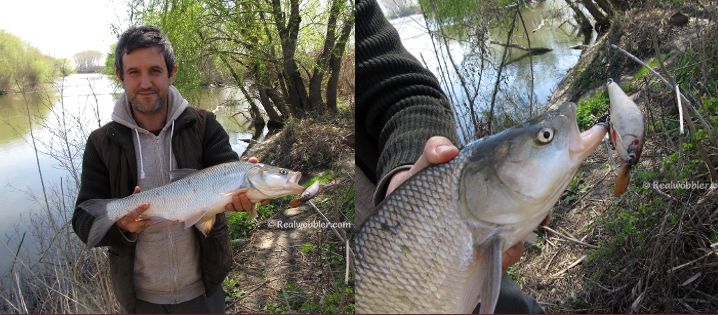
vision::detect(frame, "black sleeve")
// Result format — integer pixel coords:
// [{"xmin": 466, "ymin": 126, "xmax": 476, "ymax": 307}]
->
[
  {"xmin": 72, "ymin": 137, "xmax": 130, "ymax": 247},
  {"xmin": 202, "ymin": 112, "xmax": 239, "ymax": 167},
  {"xmin": 355, "ymin": 0, "xmax": 460, "ymax": 183}
]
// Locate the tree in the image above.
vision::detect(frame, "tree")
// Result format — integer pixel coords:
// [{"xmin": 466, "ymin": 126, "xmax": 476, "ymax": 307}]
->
[
  {"xmin": 0, "ymin": 29, "xmax": 58, "ymax": 94},
  {"xmin": 126, "ymin": 0, "xmax": 354, "ymax": 126},
  {"xmin": 56, "ymin": 58, "xmax": 75, "ymax": 76},
  {"xmin": 73, "ymin": 50, "xmax": 104, "ymax": 73}
]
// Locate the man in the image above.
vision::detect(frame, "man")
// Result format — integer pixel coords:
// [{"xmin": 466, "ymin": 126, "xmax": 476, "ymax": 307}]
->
[
  {"xmin": 72, "ymin": 25, "xmax": 255, "ymax": 314},
  {"xmin": 355, "ymin": 0, "xmax": 544, "ymax": 313}
]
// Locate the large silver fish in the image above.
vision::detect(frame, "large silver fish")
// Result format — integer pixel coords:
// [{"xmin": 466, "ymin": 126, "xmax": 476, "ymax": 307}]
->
[
  {"xmin": 355, "ymin": 104, "xmax": 607, "ymax": 314},
  {"xmin": 80, "ymin": 162, "xmax": 305, "ymax": 247}
]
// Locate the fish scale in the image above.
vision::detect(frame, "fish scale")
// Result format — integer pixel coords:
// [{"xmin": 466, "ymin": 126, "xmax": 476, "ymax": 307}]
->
[{"xmin": 357, "ymin": 153, "xmax": 475, "ymax": 314}]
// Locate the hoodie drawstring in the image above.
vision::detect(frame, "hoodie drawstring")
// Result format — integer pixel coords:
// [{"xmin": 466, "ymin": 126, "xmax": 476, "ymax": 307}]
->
[
  {"xmin": 169, "ymin": 120, "xmax": 175, "ymax": 172},
  {"xmin": 135, "ymin": 129, "xmax": 146, "ymax": 179}
]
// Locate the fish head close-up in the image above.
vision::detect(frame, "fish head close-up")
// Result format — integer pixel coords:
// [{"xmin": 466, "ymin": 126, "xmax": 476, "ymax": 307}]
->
[
  {"xmin": 243, "ymin": 164, "xmax": 305, "ymax": 201},
  {"xmin": 459, "ymin": 103, "xmax": 607, "ymax": 228}
]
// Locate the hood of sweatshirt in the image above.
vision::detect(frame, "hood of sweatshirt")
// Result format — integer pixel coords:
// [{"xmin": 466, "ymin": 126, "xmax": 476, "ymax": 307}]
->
[{"xmin": 112, "ymin": 85, "xmax": 189, "ymax": 132}]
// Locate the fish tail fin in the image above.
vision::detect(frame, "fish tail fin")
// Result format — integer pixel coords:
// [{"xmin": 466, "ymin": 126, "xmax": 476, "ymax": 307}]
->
[
  {"xmin": 246, "ymin": 204, "xmax": 258, "ymax": 222},
  {"xmin": 477, "ymin": 236, "xmax": 503, "ymax": 314},
  {"xmin": 80, "ymin": 199, "xmax": 114, "ymax": 248}
]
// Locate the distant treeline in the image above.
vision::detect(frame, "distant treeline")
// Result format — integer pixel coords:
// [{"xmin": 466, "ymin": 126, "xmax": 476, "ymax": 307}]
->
[{"xmin": 0, "ymin": 30, "xmax": 75, "ymax": 95}]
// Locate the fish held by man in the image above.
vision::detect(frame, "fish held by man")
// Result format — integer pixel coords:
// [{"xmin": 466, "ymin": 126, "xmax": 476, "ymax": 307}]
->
[
  {"xmin": 355, "ymin": 104, "xmax": 607, "ymax": 314},
  {"xmin": 80, "ymin": 161, "xmax": 306, "ymax": 248},
  {"xmin": 606, "ymin": 79, "xmax": 645, "ymax": 197}
]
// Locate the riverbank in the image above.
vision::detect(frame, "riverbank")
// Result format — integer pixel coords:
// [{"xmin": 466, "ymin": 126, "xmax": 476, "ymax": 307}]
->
[
  {"xmin": 517, "ymin": 3, "xmax": 718, "ymax": 313},
  {"xmin": 223, "ymin": 107, "xmax": 355, "ymax": 313}
]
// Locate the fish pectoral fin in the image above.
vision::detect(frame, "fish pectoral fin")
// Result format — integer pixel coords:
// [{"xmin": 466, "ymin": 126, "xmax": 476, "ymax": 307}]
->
[
  {"xmin": 184, "ymin": 209, "xmax": 209, "ymax": 229},
  {"xmin": 475, "ymin": 236, "xmax": 503, "ymax": 314},
  {"xmin": 195, "ymin": 215, "xmax": 216, "ymax": 237},
  {"xmin": 170, "ymin": 168, "xmax": 197, "ymax": 182},
  {"xmin": 246, "ymin": 204, "xmax": 258, "ymax": 222}
]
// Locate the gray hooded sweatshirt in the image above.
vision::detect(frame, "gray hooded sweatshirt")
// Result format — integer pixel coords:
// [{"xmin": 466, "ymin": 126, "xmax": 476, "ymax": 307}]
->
[{"xmin": 111, "ymin": 86, "xmax": 204, "ymax": 304}]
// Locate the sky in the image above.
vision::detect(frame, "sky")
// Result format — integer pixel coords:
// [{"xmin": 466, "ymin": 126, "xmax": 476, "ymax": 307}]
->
[{"xmin": 0, "ymin": 0, "xmax": 129, "ymax": 62}]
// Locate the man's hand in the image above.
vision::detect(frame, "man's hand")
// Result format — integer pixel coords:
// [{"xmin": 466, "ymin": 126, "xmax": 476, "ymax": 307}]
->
[
  {"xmin": 117, "ymin": 186, "xmax": 151, "ymax": 233},
  {"xmin": 386, "ymin": 136, "xmax": 460, "ymax": 195},
  {"xmin": 226, "ymin": 157, "xmax": 269, "ymax": 212},
  {"xmin": 385, "ymin": 136, "xmax": 539, "ymax": 276}
]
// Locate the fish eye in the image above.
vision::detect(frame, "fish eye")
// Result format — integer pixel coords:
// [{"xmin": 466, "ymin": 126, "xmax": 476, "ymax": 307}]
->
[
  {"xmin": 536, "ymin": 128, "xmax": 554, "ymax": 144},
  {"xmin": 280, "ymin": 169, "xmax": 287, "ymax": 175}
]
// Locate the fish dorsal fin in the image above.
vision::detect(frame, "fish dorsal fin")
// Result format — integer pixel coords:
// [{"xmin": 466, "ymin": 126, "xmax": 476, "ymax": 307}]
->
[
  {"xmin": 184, "ymin": 209, "xmax": 209, "ymax": 229},
  {"xmin": 473, "ymin": 236, "xmax": 503, "ymax": 314},
  {"xmin": 170, "ymin": 168, "xmax": 197, "ymax": 182},
  {"xmin": 195, "ymin": 215, "xmax": 216, "ymax": 237}
]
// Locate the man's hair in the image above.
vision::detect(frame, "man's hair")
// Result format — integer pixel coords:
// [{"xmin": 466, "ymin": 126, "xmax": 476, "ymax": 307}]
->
[{"xmin": 114, "ymin": 25, "xmax": 176, "ymax": 81}]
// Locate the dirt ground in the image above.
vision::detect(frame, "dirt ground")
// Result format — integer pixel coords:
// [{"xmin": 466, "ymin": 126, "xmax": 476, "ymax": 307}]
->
[{"xmin": 224, "ymin": 114, "xmax": 355, "ymax": 314}]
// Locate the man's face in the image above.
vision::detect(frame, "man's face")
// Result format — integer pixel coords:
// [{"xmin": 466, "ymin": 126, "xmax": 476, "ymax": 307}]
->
[{"xmin": 116, "ymin": 46, "xmax": 176, "ymax": 115}]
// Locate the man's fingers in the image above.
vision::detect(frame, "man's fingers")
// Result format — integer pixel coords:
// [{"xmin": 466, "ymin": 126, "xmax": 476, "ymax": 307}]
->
[
  {"xmin": 233, "ymin": 193, "xmax": 253, "ymax": 212},
  {"xmin": 248, "ymin": 157, "xmax": 259, "ymax": 163},
  {"xmin": 423, "ymin": 136, "xmax": 459, "ymax": 165},
  {"xmin": 117, "ymin": 204, "xmax": 150, "ymax": 233},
  {"xmin": 386, "ymin": 136, "xmax": 459, "ymax": 196},
  {"xmin": 408, "ymin": 136, "xmax": 458, "ymax": 175},
  {"xmin": 133, "ymin": 186, "xmax": 141, "ymax": 194}
]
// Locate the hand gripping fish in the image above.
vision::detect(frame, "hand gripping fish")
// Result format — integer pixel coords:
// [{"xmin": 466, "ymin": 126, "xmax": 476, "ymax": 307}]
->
[
  {"xmin": 355, "ymin": 104, "xmax": 607, "ymax": 314},
  {"xmin": 606, "ymin": 79, "xmax": 645, "ymax": 197},
  {"xmin": 80, "ymin": 161, "xmax": 313, "ymax": 248}
]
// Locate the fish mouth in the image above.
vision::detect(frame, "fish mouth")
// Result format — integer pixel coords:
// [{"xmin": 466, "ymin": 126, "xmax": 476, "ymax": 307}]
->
[
  {"xmin": 563, "ymin": 104, "xmax": 607, "ymax": 165},
  {"xmin": 287, "ymin": 173, "xmax": 305, "ymax": 193}
]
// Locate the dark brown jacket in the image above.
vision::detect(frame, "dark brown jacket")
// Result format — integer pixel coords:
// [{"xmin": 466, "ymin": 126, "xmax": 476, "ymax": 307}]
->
[{"xmin": 72, "ymin": 107, "xmax": 238, "ymax": 313}]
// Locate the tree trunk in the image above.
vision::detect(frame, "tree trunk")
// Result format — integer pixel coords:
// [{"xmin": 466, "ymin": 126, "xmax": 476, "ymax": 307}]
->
[
  {"xmin": 580, "ymin": 0, "xmax": 610, "ymax": 31},
  {"xmin": 218, "ymin": 54, "xmax": 266, "ymax": 128},
  {"xmin": 271, "ymin": 0, "xmax": 310, "ymax": 117},
  {"xmin": 594, "ymin": 0, "xmax": 614, "ymax": 18},
  {"xmin": 326, "ymin": 6, "xmax": 354, "ymax": 113},
  {"xmin": 238, "ymin": 84, "xmax": 265, "ymax": 129},
  {"xmin": 266, "ymin": 88, "xmax": 290, "ymax": 118},
  {"xmin": 564, "ymin": 0, "xmax": 593, "ymax": 33},
  {"xmin": 308, "ymin": 0, "xmax": 343, "ymax": 114},
  {"xmin": 258, "ymin": 87, "xmax": 284, "ymax": 128}
]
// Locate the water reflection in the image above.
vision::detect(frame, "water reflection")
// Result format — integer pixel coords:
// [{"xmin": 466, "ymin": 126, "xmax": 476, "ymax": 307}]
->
[{"xmin": 390, "ymin": 0, "xmax": 596, "ymax": 142}]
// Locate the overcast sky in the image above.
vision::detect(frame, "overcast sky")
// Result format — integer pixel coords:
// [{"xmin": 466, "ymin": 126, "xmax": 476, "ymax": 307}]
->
[{"xmin": 0, "ymin": 0, "xmax": 129, "ymax": 61}]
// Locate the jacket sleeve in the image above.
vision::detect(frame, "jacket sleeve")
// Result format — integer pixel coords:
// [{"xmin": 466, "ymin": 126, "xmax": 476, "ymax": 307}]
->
[
  {"xmin": 202, "ymin": 112, "xmax": 240, "ymax": 167},
  {"xmin": 72, "ymin": 137, "xmax": 134, "ymax": 247},
  {"xmin": 356, "ymin": 0, "xmax": 460, "ymax": 183}
]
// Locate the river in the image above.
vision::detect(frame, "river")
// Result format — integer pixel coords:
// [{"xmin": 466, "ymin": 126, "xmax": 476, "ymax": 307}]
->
[
  {"xmin": 0, "ymin": 73, "xmax": 266, "ymax": 276},
  {"xmin": 390, "ymin": 0, "xmax": 596, "ymax": 142}
]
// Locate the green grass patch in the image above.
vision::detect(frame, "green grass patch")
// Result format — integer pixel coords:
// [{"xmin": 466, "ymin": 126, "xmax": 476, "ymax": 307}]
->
[{"xmin": 576, "ymin": 90, "xmax": 610, "ymax": 131}]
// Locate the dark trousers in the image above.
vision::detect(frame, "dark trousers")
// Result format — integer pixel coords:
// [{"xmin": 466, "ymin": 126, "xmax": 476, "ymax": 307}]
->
[
  {"xmin": 473, "ymin": 274, "xmax": 545, "ymax": 314},
  {"xmin": 135, "ymin": 289, "xmax": 225, "ymax": 314}
]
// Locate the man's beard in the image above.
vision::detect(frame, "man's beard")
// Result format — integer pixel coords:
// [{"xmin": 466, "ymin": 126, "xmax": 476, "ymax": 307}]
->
[{"xmin": 129, "ymin": 89, "xmax": 165, "ymax": 114}]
